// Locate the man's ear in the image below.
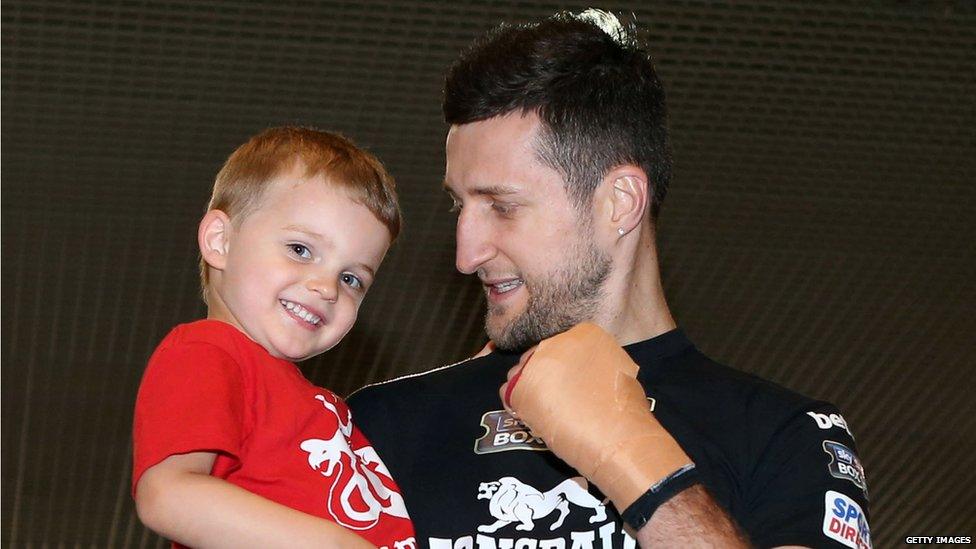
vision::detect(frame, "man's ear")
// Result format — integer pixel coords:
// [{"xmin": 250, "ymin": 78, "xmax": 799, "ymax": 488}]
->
[
  {"xmin": 198, "ymin": 209, "xmax": 232, "ymax": 271},
  {"xmin": 601, "ymin": 165, "xmax": 649, "ymax": 237}
]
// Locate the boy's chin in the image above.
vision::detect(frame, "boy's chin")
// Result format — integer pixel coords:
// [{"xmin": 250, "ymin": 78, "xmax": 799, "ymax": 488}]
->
[
  {"xmin": 269, "ymin": 338, "xmax": 333, "ymax": 362},
  {"xmin": 273, "ymin": 346, "xmax": 318, "ymax": 362}
]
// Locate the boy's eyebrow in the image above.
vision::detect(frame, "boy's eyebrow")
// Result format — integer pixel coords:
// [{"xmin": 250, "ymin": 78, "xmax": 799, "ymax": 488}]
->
[
  {"xmin": 283, "ymin": 224, "xmax": 328, "ymax": 241},
  {"xmin": 356, "ymin": 262, "xmax": 377, "ymax": 278}
]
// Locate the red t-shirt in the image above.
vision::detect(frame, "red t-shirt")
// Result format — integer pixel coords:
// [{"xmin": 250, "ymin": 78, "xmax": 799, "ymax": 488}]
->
[{"xmin": 133, "ymin": 320, "xmax": 415, "ymax": 548}]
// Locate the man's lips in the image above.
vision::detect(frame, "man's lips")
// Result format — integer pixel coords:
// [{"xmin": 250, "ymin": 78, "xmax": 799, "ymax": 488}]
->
[
  {"xmin": 482, "ymin": 278, "xmax": 525, "ymax": 298},
  {"xmin": 279, "ymin": 299, "xmax": 325, "ymax": 329}
]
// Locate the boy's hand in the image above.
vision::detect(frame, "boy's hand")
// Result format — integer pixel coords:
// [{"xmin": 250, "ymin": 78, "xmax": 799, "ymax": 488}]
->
[
  {"xmin": 136, "ymin": 452, "xmax": 375, "ymax": 548},
  {"xmin": 498, "ymin": 323, "xmax": 694, "ymax": 511}
]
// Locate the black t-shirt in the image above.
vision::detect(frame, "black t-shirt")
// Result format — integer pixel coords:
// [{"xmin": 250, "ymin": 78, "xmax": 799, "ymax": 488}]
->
[{"xmin": 348, "ymin": 329, "xmax": 871, "ymax": 548}]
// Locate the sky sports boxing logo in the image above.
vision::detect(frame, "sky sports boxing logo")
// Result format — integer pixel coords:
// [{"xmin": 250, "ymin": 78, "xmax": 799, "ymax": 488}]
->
[
  {"xmin": 474, "ymin": 410, "xmax": 548, "ymax": 454},
  {"xmin": 823, "ymin": 440, "xmax": 868, "ymax": 497},
  {"xmin": 475, "ymin": 399, "xmax": 655, "ymax": 454},
  {"xmin": 823, "ymin": 491, "xmax": 871, "ymax": 549}
]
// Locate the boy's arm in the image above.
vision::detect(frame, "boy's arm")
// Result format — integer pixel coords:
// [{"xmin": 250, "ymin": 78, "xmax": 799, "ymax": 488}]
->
[{"xmin": 135, "ymin": 452, "xmax": 374, "ymax": 549}]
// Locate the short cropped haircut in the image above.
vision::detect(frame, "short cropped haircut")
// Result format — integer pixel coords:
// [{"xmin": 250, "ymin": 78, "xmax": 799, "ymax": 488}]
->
[
  {"xmin": 443, "ymin": 9, "xmax": 672, "ymax": 218},
  {"xmin": 199, "ymin": 126, "xmax": 400, "ymax": 296}
]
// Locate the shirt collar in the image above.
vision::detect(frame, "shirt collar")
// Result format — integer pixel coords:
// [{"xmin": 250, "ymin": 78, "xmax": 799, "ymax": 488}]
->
[{"xmin": 624, "ymin": 327, "xmax": 694, "ymax": 368}]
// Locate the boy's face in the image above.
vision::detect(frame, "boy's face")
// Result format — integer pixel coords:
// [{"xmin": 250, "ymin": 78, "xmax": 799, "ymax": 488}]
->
[{"xmin": 205, "ymin": 168, "xmax": 391, "ymax": 361}]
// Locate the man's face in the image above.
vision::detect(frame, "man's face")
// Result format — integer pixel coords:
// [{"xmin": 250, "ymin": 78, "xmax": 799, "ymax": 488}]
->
[{"xmin": 444, "ymin": 112, "xmax": 611, "ymax": 351}]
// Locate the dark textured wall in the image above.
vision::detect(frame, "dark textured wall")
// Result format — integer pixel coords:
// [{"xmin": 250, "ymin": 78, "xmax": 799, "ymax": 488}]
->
[{"xmin": 2, "ymin": 1, "xmax": 974, "ymax": 546}]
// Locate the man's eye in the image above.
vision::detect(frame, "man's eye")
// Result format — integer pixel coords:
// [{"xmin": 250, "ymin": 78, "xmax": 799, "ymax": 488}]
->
[
  {"xmin": 448, "ymin": 200, "xmax": 462, "ymax": 213},
  {"xmin": 341, "ymin": 273, "xmax": 363, "ymax": 290},
  {"xmin": 491, "ymin": 201, "xmax": 515, "ymax": 215},
  {"xmin": 288, "ymin": 244, "xmax": 312, "ymax": 259}
]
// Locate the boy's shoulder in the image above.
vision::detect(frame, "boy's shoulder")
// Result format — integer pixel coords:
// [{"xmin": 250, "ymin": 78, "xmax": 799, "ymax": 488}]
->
[{"xmin": 154, "ymin": 319, "xmax": 256, "ymax": 359}]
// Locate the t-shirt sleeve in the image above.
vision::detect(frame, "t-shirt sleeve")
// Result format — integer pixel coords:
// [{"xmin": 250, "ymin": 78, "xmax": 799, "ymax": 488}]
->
[
  {"xmin": 132, "ymin": 341, "xmax": 247, "ymax": 495},
  {"xmin": 743, "ymin": 403, "xmax": 872, "ymax": 548}
]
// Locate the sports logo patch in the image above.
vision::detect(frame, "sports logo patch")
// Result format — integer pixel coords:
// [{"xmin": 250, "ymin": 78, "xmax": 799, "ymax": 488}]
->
[
  {"xmin": 474, "ymin": 410, "xmax": 547, "ymax": 454},
  {"xmin": 474, "ymin": 398, "xmax": 656, "ymax": 455},
  {"xmin": 477, "ymin": 476, "xmax": 606, "ymax": 532},
  {"xmin": 808, "ymin": 411, "xmax": 854, "ymax": 438},
  {"xmin": 822, "ymin": 440, "xmax": 868, "ymax": 497},
  {"xmin": 823, "ymin": 490, "xmax": 871, "ymax": 548}
]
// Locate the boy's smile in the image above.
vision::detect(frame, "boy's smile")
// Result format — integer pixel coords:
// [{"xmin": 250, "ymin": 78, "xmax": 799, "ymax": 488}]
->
[{"xmin": 202, "ymin": 165, "xmax": 391, "ymax": 361}]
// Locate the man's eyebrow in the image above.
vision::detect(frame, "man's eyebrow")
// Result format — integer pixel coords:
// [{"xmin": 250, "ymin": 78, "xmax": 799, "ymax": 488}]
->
[{"xmin": 441, "ymin": 180, "xmax": 520, "ymax": 196}]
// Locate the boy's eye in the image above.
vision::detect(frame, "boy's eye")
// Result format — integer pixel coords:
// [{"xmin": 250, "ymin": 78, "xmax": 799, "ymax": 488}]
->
[
  {"xmin": 340, "ymin": 273, "xmax": 364, "ymax": 290},
  {"xmin": 288, "ymin": 244, "xmax": 312, "ymax": 259}
]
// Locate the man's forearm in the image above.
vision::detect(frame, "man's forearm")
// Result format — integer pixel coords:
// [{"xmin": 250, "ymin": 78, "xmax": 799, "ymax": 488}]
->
[{"xmin": 634, "ymin": 484, "xmax": 750, "ymax": 547}]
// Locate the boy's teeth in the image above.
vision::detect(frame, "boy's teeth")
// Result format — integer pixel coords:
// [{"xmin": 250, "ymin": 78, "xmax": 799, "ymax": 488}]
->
[{"xmin": 279, "ymin": 299, "xmax": 321, "ymax": 325}]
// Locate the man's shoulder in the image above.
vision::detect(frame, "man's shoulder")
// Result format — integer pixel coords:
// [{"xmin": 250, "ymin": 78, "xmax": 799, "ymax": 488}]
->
[{"xmin": 652, "ymin": 345, "xmax": 840, "ymax": 441}]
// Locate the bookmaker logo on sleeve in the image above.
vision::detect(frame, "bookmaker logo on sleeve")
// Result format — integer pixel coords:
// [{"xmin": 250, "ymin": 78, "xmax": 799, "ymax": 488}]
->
[{"xmin": 808, "ymin": 411, "xmax": 855, "ymax": 438}]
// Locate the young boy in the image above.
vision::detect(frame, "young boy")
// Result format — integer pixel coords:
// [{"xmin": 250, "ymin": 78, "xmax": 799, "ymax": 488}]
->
[{"xmin": 132, "ymin": 127, "xmax": 415, "ymax": 549}]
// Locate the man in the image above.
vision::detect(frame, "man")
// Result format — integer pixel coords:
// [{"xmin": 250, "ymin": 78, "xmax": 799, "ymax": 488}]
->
[{"xmin": 349, "ymin": 9, "xmax": 870, "ymax": 548}]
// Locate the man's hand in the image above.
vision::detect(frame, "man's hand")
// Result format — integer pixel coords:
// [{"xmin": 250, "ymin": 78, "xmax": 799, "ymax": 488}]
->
[
  {"xmin": 499, "ymin": 324, "xmax": 750, "ymax": 547},
  {"xmin": 498, "ymin": 323, "xmax": 693, "ymax": 511}
]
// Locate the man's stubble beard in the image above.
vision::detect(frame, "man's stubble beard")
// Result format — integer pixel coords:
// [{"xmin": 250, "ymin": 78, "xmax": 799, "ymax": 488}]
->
[{"xmin": 486, "ymin": 233, "xmax": 612, "ymax": 352}]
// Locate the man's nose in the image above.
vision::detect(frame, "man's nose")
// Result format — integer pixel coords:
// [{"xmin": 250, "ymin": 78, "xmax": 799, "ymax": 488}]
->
[
  {"xmin": 305, "ymin": 276, "xmax": 338, "ymax": 302},
  {"xmin": 455, "ymin": 210, "xmax": 495, "ymax": 275}
]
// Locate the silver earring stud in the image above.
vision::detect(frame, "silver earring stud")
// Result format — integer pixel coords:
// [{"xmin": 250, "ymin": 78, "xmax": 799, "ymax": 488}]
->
[{"xmin": 617, "ymin": 227, "xmax": 626, "ymax": 235}]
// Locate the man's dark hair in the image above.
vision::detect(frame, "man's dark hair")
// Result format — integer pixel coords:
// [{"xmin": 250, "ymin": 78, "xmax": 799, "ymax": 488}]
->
[{"xmin": 443, "ymin": 9, "xmax": 672, "ymax": 218}]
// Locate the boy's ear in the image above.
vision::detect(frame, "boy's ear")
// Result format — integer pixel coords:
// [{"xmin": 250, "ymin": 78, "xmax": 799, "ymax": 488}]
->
[
  {"xmin": 198, "ymin": 209, "xmax": 232, "ymax": 271},
  {"xmin": 599, "ymin": 165, "xmax": 649, "ymax": 237}
]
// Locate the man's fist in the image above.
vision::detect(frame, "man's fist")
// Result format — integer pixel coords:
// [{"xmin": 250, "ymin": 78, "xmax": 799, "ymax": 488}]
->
[{"xmin": 499, "ymin": 323, "xmax": 693, "ymax": 511}]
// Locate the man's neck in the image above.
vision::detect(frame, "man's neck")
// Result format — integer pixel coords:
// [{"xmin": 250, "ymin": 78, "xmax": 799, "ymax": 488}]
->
[{"xmin": 595, "ymin": 224, "xmax": 676, "ymax": 346}]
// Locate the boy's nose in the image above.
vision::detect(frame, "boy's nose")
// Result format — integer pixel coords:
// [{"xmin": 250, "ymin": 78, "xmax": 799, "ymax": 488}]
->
[{"xmin": 305, "ymin": 277, "xmax": 338, "ymax": 302}]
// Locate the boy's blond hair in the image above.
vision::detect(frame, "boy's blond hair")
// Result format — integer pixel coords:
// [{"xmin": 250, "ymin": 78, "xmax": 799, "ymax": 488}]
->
[{"xmin": 200, "ymin": 126, "xmax": 401, "ymax": 301}]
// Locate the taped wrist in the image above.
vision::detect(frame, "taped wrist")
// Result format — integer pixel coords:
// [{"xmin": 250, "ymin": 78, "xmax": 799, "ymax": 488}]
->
[
  {"xmin": 621, "ymin": 463, "xmax": 701, "ymax": 530},
  {"xmin": 506, "ymin": 323, "xmax": 694, "ymax": 510}
]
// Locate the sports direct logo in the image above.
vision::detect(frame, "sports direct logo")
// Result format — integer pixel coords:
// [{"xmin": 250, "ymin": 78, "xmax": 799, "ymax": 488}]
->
[{"xmin": 823, "ymin": 491, "xmax": 871, "ymax": 548}]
